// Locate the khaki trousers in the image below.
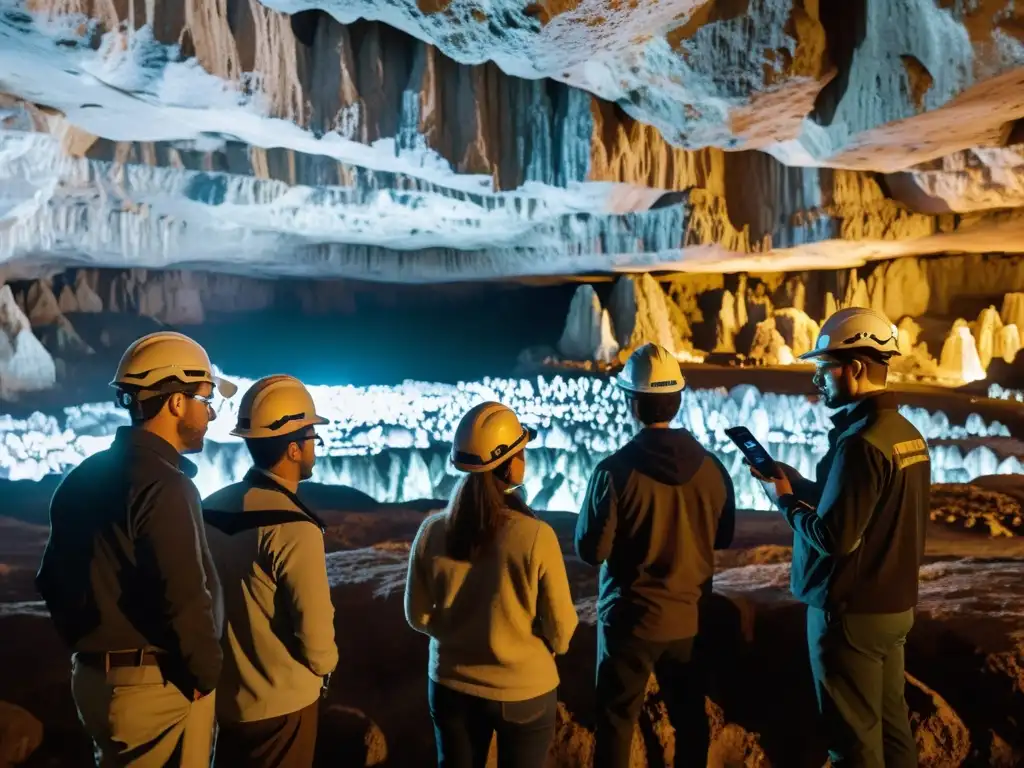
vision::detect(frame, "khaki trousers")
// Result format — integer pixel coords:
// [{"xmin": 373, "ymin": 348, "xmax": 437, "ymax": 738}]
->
[{"xmin": 71, "ymin": 656, "xmax": 216, "ymax": 767}]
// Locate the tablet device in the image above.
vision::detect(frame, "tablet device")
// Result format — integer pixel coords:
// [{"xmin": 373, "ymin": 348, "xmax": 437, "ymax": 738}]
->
[{"xmin": 725, "ymin": 426, "xmax": 780, "ymax": 479}]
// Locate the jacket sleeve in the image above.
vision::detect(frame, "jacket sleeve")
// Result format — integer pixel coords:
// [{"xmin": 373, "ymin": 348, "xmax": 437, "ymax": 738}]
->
[
  {"xmin": 533, "ymin": 523, "xmax": 578, "ymax": 655},
  {"xmin": 575, "ymin": 466, "xmax": 618, "ymax": 566},
  {"xmin": 779, "ymin": 437, "xmax": 885, "ymax": 557},
  {"xmin": 191, "ymin": 489, "xmax": 223, "ymax": 635},
  {"xmin": 133, "ymin": 479, "xmax": 223, "ymax": 693},
  {"xmin": 271, "ymin": 523, "xmax": 339, "ymax": 677},
  {"xmin": 404, "ymin": 516, "xmax": 436, "ymax": 636},
  {"xmin": 709, "ymin": 454, "xmax": 736, "ymax": 550}
]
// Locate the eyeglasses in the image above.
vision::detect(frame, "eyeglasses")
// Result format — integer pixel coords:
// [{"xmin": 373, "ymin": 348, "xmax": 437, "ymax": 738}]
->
[
  {"xmin": 295, "ymin": 434, "xmax": 324, "ymax": 448},
  {"xmin": 188, "ymin": 393, "xmax": 216, "ymax": 406}
]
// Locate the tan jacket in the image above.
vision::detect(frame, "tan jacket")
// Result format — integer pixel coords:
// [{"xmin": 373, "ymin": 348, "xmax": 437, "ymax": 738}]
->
[
  {"xmin": 203, "ymin": 469, "xmax": 338, "ymax": 723},
  {"xmin": 405, "ymin": 508, "xmax": 578, "ymax": 702}
]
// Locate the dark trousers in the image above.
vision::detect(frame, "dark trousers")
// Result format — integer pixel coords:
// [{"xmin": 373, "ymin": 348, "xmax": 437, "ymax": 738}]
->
[
  {"xmin": 593, "ymin": 624, "xmax": 709, "ymax": 768},
  {"xmin": 428, "ymin": 679, "xmax": 557, "ymax": 768},
  {"xmin": 806, "ymin": 607, "xmax": 918, "ymax": 768},
  {"xmin": 213, "ymin": 699, "xmax": 319, "ymax": 768}
]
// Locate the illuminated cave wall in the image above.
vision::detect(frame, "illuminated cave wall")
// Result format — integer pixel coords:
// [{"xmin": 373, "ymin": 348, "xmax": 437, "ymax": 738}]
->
[{"xmin": 2, "ymin": 377, "xmax": 1020, "ymax": 511}]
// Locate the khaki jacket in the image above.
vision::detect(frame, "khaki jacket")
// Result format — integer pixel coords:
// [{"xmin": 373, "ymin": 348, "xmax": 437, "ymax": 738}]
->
[{"xmin": 204, "ymin": 469, "xmax": 338, "ymax": 723}]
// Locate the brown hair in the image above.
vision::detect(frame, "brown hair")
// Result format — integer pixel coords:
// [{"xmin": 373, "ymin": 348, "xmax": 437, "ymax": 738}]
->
[{"xmin": 444, "ymin": 459, "xmax": 533, "ymax": 562}]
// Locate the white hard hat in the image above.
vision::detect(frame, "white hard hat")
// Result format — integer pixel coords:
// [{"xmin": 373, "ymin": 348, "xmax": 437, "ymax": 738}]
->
[
  {"xmin": 800, "ymin": 307, "xmax": 901, "ymax": 361},
  {"xmin": 110, "ymin": 331, "xmax": 237, "ymax": 398},
  {"xmin": 451, "ymin": 402, "xmax": 537, "ymax": 473},
  {"xmin": 616, "ymin": 343, "xmax": 685, "ymax": 394},
  {"xmin": 231, "ymin": 375, "xmax": 329, "ymax": 439}
]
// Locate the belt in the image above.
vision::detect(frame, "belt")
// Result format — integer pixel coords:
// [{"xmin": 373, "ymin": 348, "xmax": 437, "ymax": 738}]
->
[{"xmin": 76, "ymin": 650, "xmax": 164, "ymax": 669}]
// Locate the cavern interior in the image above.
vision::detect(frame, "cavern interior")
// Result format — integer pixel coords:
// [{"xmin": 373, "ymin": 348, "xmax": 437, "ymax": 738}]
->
[{"xmin": 1, "ymin": 1, "xmax": 1023, "ymax": 766}]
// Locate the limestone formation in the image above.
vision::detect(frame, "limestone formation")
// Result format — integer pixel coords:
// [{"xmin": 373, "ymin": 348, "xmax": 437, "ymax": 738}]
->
[
  {"xmin": 608, "ymin": 275, "xmax": 677, "ymax": 356},
  {"xmin": 940, "ymin": 323, "xmax": 986, "ymax": 383},
  {"xmin": 0, "ymin": 285, "xmax": 57, "ymax": 397},
  {"xmin": 557, "ymin": 285, "xmax": 619, "ymax": 365},
  {"xmin": 0, "ymin": 4, "xmax": 1023, "ymax": 279}
]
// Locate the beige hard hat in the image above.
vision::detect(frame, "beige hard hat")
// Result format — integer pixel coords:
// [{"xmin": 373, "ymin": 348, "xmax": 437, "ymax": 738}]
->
[
  {"xmin": 110, "ymin": 331, "xmax": 237, "ymax": 397},
  {"xmin": 231, "ymin": 375, "xmax": 329, "ymax": 439},
  {"xmin": 616, "ymin": 343, "xmax": 685, "ymax": 393},
  {"xmin": 800, "ymin": 307, "xmax": 901, "ymax": 360},
  {"xmin": 451, "ymin": 402, "xmax": 537, "ymax": 473}
]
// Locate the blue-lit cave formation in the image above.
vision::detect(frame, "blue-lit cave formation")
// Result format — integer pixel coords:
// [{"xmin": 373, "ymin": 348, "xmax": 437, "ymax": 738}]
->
[{"xmin": 3, "ymin": 377, "xmax": 1021, "ymax": 511}]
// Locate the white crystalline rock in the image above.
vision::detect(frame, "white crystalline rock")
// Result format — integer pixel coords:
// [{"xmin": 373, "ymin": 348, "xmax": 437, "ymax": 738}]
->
[
  {"xmin": 971, "ymin": 306, "xmax": 1004, "ymax": 370},
  {"xmin": 996, "ymin": 324, "xmax": 1021, "ymax": 364},
  {"xmin": 608, "ymin": 274, "xmax": 676, "ymax": 354},
  {"xmin": 1001, "ymin": 293, "xmax": 1024, "ymax": 330},
  {"xmin": 772, "ymin": 307, "xmax": 819, "ymax": 358},
  {"xmin": 556, "ymin": 285, "xmax": 619, "ymax": 363},
  {"xmin": 0, "ymin": 285, "xmax": 57, "ymax": 395},
  {"xmin": 939, "ymin": 323, "xmax": 986, "ymax": 383}
]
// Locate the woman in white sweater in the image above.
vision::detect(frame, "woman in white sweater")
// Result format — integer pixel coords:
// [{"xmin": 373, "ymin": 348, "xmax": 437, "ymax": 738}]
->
[{"xmin": 404, "ymin": 401, "xmax": 579, "ymax": 768}]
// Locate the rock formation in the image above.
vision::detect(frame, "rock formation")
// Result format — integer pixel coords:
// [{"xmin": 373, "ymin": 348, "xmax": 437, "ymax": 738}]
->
[
  {"xmin": 0, "ymin": 285, "xmax": 57, "ymax": 397},
  {"xmin": 556, "ymin": 285, "xmax": 618, "ymax": 365},
  {"xmin": 607, "ymin": 275, "xmax": 679, "ymax": 356},
  {"xmin": 0, "ymin": 4, "xmax": 1023, "ymax": 279},
  {"xmin": 551, "ymin": 255, "xmax": 1024, "ymax": 384}
]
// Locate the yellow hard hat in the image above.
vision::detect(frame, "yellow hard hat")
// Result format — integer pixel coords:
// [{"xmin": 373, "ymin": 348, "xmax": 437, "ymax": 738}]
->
[
  {"xmin": 110, "ymin": 331, "xmax": 237, "ymax": 397},
  {"xmin": 616, "ymin": 343, "xmax": 685, "ymax": 393},
  {"xmin": 231, "ymin": 375, "xmax": 329, "ymax": 439},
  {"xmin": 451, "ymin": 402, "xmax": 536, "ymax": 473},
  {"xmin": 800, "ymin": 307, "xmax": 901, "ymax": 360}
]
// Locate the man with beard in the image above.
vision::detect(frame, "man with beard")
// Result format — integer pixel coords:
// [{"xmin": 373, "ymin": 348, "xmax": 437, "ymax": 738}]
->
[
  {"xmin": 37, "ymin": 331, "xmax": 235, "ymax": 767},
  {"xmin": 751, "ymin": 307, "xmax": 929, "ymax": 768},
  {"xmin": 202, "ymin": 375, "xmax": 338, "ymax": 768}
]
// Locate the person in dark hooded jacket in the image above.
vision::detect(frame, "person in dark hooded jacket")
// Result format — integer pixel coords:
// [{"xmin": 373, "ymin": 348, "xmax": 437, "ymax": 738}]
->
[{"xmin": 575, "ymin": 343, "xmax": 735, "ymax": 768}]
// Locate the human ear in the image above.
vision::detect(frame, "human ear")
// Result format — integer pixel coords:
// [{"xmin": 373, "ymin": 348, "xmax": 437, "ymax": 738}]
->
[{"xmin": 166, "ymin": 392, "xmax": 187, "ymax": 417}]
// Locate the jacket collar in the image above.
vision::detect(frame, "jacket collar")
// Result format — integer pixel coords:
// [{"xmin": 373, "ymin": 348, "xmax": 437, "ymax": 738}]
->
[
  {"xmin": 255, "ymin": 467, "xmax": 299, "ymax": 494},
  {"xmin": 113, "ymin": 426, "xmax": 198, "ymax": 478},
  {"xmin": 829, "ymin": 391, "xmax": 898, "ymax": 433}
]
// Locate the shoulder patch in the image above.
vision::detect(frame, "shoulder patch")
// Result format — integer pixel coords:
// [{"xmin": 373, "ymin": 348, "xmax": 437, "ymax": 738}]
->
[{"xmin": 892, "ymin": 438, "xmax": 929, "ymax": 470}]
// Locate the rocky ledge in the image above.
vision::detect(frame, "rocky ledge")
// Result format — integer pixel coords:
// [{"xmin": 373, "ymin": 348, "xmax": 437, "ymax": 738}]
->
[{"xmin": 0, "ymin": 496, "xmax": 1022, "ymax": 767}]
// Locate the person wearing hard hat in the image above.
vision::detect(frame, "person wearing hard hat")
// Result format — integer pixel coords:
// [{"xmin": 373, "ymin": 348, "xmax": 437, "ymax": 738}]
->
[
  {"xmin": 201, "ymin": 375, "xmax": 338, "ymax": 768},
  {"xmin": 405, "ymin": 402, "xmax": 578, "ymax": 768},
  {"xmin": 750, "ymin": 307, "xmax": 929, "ymax": 768},
  {"xmin": 575, "ymin": 342, "xmax": 735, "ymax": 768},
  {"xmin": 36, "ymin": 331, "xmax": 235, "ymax": 767}
]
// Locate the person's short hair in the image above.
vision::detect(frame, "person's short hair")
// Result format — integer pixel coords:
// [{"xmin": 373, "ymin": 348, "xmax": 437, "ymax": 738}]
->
[
  {"xmin": 630, "ymin": 390, "xmax": 682, "ymax": 426},
  {"xmin": 245, "ymin": 431, "xmax": 306, "ymax": 470},
  {"xmin": 830, "ymin": 349, "xmax": 889, "ymax": 387},
  {"xmin": 125, "ymin": 381, "xmax": 200, "ymax": 424}
]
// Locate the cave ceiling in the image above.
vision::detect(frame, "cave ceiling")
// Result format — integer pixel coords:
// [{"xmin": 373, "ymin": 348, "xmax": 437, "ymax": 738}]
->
[{"xmin": 0, "ymin": 0, "xmax": 1023, "ymax": 282}]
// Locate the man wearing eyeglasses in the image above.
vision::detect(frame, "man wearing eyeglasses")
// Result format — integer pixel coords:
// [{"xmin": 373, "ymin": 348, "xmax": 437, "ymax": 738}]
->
[
  {"xmin": 203, "ymin": 375, "xmax": 337, "ymax": 768},
  {"xmin": 750, "ymin": 308, "xmax": 929, "ymax": 768},
  {"xmin": 36, "ymin": 331, "xmax": 235, "ymax": 767}
]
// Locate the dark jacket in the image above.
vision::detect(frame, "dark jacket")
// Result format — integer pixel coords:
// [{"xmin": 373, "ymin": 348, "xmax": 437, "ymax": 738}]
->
[
  {"xmin": 35, "ymin": 427, "xmax": 223, "ymax": 694},
  {"xmin": 574, "ymin": 428, "xmax": 735, "ymax": 641},
  {"xmin": 779, "ymin": 392, "xmax": 930, "ymax": 614}
]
